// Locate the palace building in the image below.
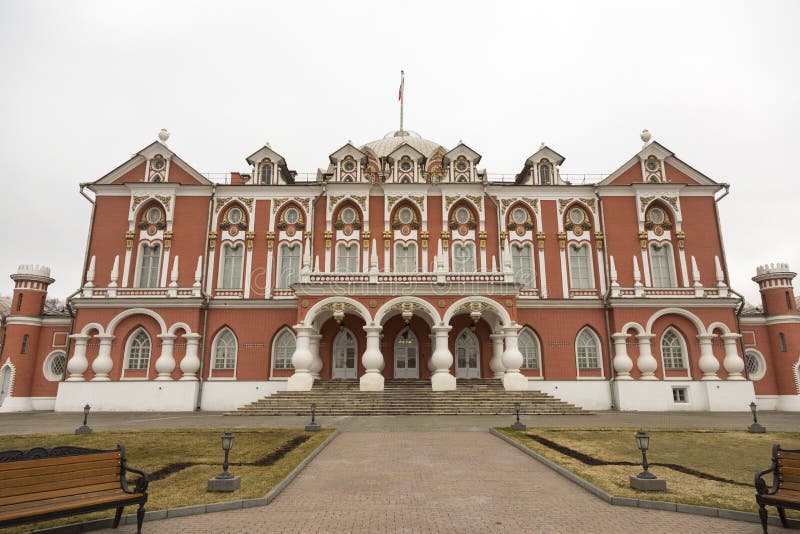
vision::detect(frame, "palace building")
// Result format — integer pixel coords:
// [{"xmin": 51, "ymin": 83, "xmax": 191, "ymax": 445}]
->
[{"xmin": 1, "ymin": 127, "xmax": 799, "ymax": 413}]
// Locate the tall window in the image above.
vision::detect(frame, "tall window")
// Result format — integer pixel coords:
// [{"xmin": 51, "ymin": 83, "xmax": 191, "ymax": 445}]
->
[
  {"xmin": 568, "ymin": 244, "xmax": 592, "ymax": 289},
  {"xmin": 539, "ymin": 163, "xmax": 551, "ymax": 184},
  {"xmin": 126, "ymin": 329, "xmax": 151, "ymax": 370},
  {"xmin": 273, "ymin": 329, "xmax": 295, "ymax": 370},
  {"xmin": 213, "ymin": 329, "xmax": 237, "ymax": 370},
  {"xmin": 780, "ymin": 332, "xmax": 787, "ymax": 352},
  {"xmin": 21, "ymin": 334, "xmax": 29, "ymax": 354},
  {"xmin": 576, "ymin": 328, "xmax": 600, "ymax": 370},
  {"xmin": 453, "ymin": 243, "xmax": 476, "ymax": 272},
  {"xmin": 512, "ymin": 244, "xmax": 534, "ymax": 287},
  {"xmin": 787, "ymin": 291, "xmax": 793, "ymax": 310},
  {"xmin": 650, "ymin": 243, "xmax": 674, "ymax": 287},
  {"xmin": 336, "ymin": 243, "xmax": 359, "ymax": 272},
  {"xmin": 15, "ymin": 294, "xmax": 22, "ymax": 311},
  {"xmin": 661, "ymin": 329, "xmax": 686, "ymax": 369},
  {"xmin": 333, "ymin": 329, "xmax": 357, "ymax": 378},
  {"xmin": 137, "ymin": 243, "xmax": 161, "ymax": 288},
  {"xmin": 395, "ymin": 243, "xmax": 417, "ymax": 272},
  {"xmin": 278, "ymin": 243, "xmax": 301, "ymax": 289},
  {"xmin": 221, "ymin": 243, "xmax": 244, "ymax": 288},
  {"xmin": 259, "ymin": 162, "xmax": 272, "ymax": 184},
  {"xmin": 519, "ymin": 329, "xmax": 541, "ymax": 370}
]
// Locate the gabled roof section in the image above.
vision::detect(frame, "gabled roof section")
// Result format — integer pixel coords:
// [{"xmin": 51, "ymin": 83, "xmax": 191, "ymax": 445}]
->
[
  {"xmin": 329, "ymin": 142, "xmax": 367, "ymax": 164},
  {"xmin": 443, "ymin": 142, "xmax": 482, "ymax": 165},
  {"xmin": 92, "ymin": 140, "xmax": 212, "ymax": 186},
  {"xmin": 525, "ymin": 145, "xmax": 565, "ymax": 166},
  {"xmin": 386, "ymin": 142, "xmax": 425, "ymax": 163},
  {"xmin": 599, "ymin": 140, "xmax": 720, "ymax": 186},
  {"xmin": 245, "ymin": 144, "xmax": 287, "ymax": 166}
]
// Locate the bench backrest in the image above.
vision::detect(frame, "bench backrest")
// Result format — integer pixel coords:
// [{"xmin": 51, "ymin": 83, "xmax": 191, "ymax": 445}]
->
[
  {"xmin": 0, "ymin": 446, "xmax": 123, "ymax": 509},
  {"xmin": 777, "ymin": 446, "xmax": 800, "ymax": 493}
]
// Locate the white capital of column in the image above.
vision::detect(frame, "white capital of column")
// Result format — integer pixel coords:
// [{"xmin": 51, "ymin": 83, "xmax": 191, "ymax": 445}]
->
[
  {"xmin": 91, "ymin": 334, "xmax": 115, "ymax": 381},
  {"xmin": 489, "ymin": 333, "xmax": 506, "ymax": 379},
  {"xmin": 154, "ymin": 334, "xmax": 177, "ymax": 380},
  {"xmin": 360, "ymin": 325, "xmax": 385, "ymax": 391},
  {"xmin": 66, "ymin": 334, "xmax": 90, "ymax": 381},
  {"xmin": 430, "ymin": 325, "xmax": 456, "ymax": 391},
  {"xmin": 502, "ymin": 324, "xmax": 527, "ymax": 391},
  {"xmin": 697, "ymin": 334, "xmax": 721, "ymax": 380},
  {"xmin": 721, "ymin": 333, "xmax": 745, "ymax": 380},
  {"xmin": 309, "ymin": 334, "xmax": 323, "ymax": 379},
  {"xmin": 179, "ymin": 333, "xmax": 202, "ymax": 380},
  {"xmin": 611, "ymin": 333, "xmax": 634, "ymax": 380},
  {"xmin": 287, "ymin": 325, "xmax": 315, "ymax": 391},
  {"xmin": 635, "ymin": 334, "xmax": 658, "ymax": 380}
]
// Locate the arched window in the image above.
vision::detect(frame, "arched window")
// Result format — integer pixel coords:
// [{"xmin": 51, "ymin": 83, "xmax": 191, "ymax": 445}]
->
[
  {"xmin": 15, "ymin": 294, "xmax": 22, "ymax": 311},
  {"xmin": 661, "ymin": 328, "xmax": 687, "ymax": 369},
  {"xmin": 336, "ymin": 243, "xmax": 359, "ymax": 272},
  {"xmin": 126, "ymin": 329, "xmax": 151, "ymax": 370},
  {"xmin": 511, "ymin": 244, "xmax": 534, "ymax": 287},
  {"xmin": 539, "ymin": 163, "xmax": 551, "ymax": 185},
  {"xmin": 332, "ymin": 328, "xmax": 357, "ymax": 378},
  {"xmin": 744, "ymin": 350, "xmax": 766, "ymax": 381},
  {"xmin": 20, "ymin": 334, "xmax": 29, "ymax": 354},
  {"xmin": 272, "ymin": 329, "xmax": 296, "ymax": 370},
  {"xmin": 519, "ymin": 329, "xmax": 541, "ymax": 370},
  {"xmin": 259, "ymin": 161, "xmax": 272, "ymax": 184},
  {"xmin": 453, "ymin": 243, "xmax": 476, "ymax": 273},
  {"xmin": 221, "ymin": 243, "xmax": 244, "ymax": 288},
  {"xmin": 649, "ymin": 243, "xmax": 674, "ymax": 287},
  {"xmin": 568, "ymin": 244, "xmax": 592, "ymax": 289},
  {"xmin": 395, "ymin": 243, "xmax": 417, "ymax": 273},
  {"xmin": 278, "ymin": 243, "xmax": 301, "ymax": 289},
  {"xmin": 213, "ymin": 329, "xmax": 237, "ymax": 370},
  {"xmin": 137, "ymin": 243, "xmax": 161, "ymax": 288},
  {"xmin": 575, "ymin": 328, "xmax": 600, "ymax": 370},
  {"xmin": 779, "ymin": 332, "xmax": 787, "ymax": 352},
  {"xmin": 43, "ymin": 351, "xmax": 67, "ymax": 381},
  {"xmin": 455, "ymin": 329, "xmax": 480, "ymax": 378}
]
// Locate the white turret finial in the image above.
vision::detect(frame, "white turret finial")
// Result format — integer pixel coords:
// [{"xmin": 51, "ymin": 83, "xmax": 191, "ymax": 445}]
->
[
  {"xmin": 491, "ymin": 255, "xmax": 498, "ymax": 273},
  {"xmin": 314, "ymin": 255, "xmax": 320, "ymax": 272},
  {"xmin": 370, "ymin": 239, "xmax": 379, "ymax": 272},
  {"xmin": 539, "ymin": 142, "xmax": 546, "ymax": 149},
  {"xmin": 158, "ymin": 128, "xmax": 170, "ymax": 143},
  {"xmin": 632, "ymin": 257, "xmax": 642, "ymax": 287},
  {"xmin": 609, "ymin": 256, "xmax": 618, "ymax": 286},
  {"xmin": 691, "ymin": 256, "xmax": 701, "ymax": 286},
  {"xmin": 85, "ymin": 256, "xmax": 96, "ymax": 286},
  {"xmin": 194, "ymin": 256, "xmax": 203, "ymax": 287},
  {"xmin": 302, "ymin": 237, "xmax": 312, "ymax": 269},
  {"xmin": 169, "ymin": 256, "xmax": 179, "ymax": 287},
  {"xmin": 640, "ymin": 129, "xmax": 652, "ymax": 145},
  {"xmin": 714, "ymin": 256, "xmax": 725, "ymax": 285},
  {"xmin": 109, "ymin": 256, "xmax": 119, "ymax": 288}
]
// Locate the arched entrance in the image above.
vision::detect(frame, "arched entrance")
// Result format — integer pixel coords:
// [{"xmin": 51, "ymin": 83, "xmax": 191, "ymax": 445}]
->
[
  {"xmin": 394, "ymin": 327, "xmax": 419, "ymax": 378},
  {"xmin": 455, "ymin": 329, "xmax": 481, "ymax": 378},
  {"xmin": 332, "ymin": 328, "xmax": 358, "ymax": 379},
  {"xmin": 0, "ymin": 366, "xmax": 11, "ymax": 407}
]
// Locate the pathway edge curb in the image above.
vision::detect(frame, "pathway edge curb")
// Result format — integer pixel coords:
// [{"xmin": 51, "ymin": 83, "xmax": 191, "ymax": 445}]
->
[{"xmin": 488, "ymin": 428, "xmax": 800, "ymax": 529}]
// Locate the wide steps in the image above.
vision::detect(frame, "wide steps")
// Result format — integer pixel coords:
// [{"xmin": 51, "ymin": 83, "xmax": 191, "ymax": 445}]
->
[{"xmin": 231, "ymin": 379, "xmax": 590, "ymax": 416}]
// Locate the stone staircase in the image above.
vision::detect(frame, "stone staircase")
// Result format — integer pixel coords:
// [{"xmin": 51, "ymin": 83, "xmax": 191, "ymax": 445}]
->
[{"xmin": 231, "ymin": 378, "xmax": 590, "ymax": 415}]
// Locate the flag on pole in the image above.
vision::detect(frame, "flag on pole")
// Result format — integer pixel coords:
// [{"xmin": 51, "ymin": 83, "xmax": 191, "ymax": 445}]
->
[{"xmin": 398, "ymin": 70, "xmax": 404, "ymax": 101}]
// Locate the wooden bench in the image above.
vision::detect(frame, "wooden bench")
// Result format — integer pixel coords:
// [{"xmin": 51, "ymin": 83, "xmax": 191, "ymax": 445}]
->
[
  {"xmin": 0, "ymin": 445, "xmax": 148, "ymax": 533},
  {"xmin": 755, "ymin": 444, "xmax": 800, "ymax": 533}
]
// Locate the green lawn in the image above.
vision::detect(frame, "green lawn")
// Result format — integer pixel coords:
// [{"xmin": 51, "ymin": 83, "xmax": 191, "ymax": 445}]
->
[
  {"xmin": 0, "ymin": 428, "xmax": 334, "ymax": 533},
  {"xmin": 498, "ymin": 427, "xmax": 800, "ymax": 518}
]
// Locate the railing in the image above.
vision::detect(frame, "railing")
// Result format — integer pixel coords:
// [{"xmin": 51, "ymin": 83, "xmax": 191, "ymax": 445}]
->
[
  {"xmin": 202, "ymin": 172, "xmax": 318, "ymax": 184},
  {"xmin": 202, "ymin": 172, "xmax": 608, "ymax": 185},
  {"xmin": 612, "ymin": 286, "xmax": 729, "ymax": 298},
  {"xmin": 80, "ymin": 287, "xmax": 201, "ymax": 298}
]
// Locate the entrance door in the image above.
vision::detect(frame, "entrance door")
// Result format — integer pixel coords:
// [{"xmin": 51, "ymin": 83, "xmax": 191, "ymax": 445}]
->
[
  {"xmin": 394, "ymin": 327, "xmax": 419, "ymax": 379},
  {"xmin": 332, "ymin": 329, "xmax": 357, "ymax": 378},
  {"xmin": 0, "ymin": 366, "xmax": 10, "ymax": 407},
  {"xmin": 455, "ymin": 329, "xmax": 481, "ymax": 378}
]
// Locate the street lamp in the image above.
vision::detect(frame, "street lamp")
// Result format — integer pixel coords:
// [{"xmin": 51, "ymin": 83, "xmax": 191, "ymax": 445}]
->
[
  {"xmin": 511, "ymin": 401, "xmax": 526, "ymax": 431},
  {"xmin": 207, "ymin": 432, "xmax": 241, "ymax": 492},
  {"xmin": 634, "ymin": 430, "xmax": 656, "ymax": 480},
  {"xmin": 305, "ymin": 402, "xmax": 320, "ymax": 432},
  {"xmin": 748, "ymin": 401, "xmax": 766, "ymax": 433},
  {"xmin": 75, "ymin": 403, "xmax": 92, "ymax": 435},
  {"xmin": 215, "ymin": 432, "xmax": 235, "ymax": 480}
]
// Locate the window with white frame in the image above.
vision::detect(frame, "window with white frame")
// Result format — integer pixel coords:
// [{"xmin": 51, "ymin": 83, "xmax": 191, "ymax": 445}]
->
[
  {"xmin": 213, "ymin": 329, "xmax": 237, "ymax": 370},
  {"xmin": 650, "ymin": 243, "xmax": 674, "ymax": 287},
  {"xmin": 661, "ymin": 328, "xmax": 687, "ymax": 369},
  {"xmin": 221, "ymin": 243, "xmax": 244, "ymax": 288},
  {"xmin": 137, "ymin": 243, "xmax": 161, "ymax": 288},
  {"xmin": 568, "ymin": 244, "xmax": 592, "ymax": 289},
  {"xmin": 43, "ymin": 351, "xmax": 67, "ymax": 381},
  {"xmin": 519, "ymin": 329, "xmax": 541, "ymax": 370},
  {"xmin": 452, "ymin": 242, "xmax": 476, "ymax": 272},
  {"xmin": 575, "ymin": 328, "xmax": 600, "ymax": 370},
  {"xmin": 395, "ymin": 243, "xmax": 417, "ymax": 272},
  {"xmin": 539, "ymin": 162, "xmax": 551, "ymax": 184},
  {"xmin": 336, "ymin": 243, "xmax": 359, "ymax": 272},
  {"xmin": 512, "ymin": 244, "xmax": 534, "ymax": 288},
  {"xmin": 278, "ymin": 243, "xmax": 301, "ymax": 289},
  {"xmin": 126, "ymin": 329, "xmax": 151, "ymax": 370},
  {"xmin": 273, "ymin": 329, "xmax": 295, "ymax": 370},
  {"xmin": 744, "ymin": 350, "xmax": 766, "ymax": 381},
  {"xmin": 259, "ymin": 161, "xmax": 272, "ymax": 184}
]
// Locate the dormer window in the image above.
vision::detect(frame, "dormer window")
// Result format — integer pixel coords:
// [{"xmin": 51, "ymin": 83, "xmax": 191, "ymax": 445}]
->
[
  {"xmin": 259, "ymin": 160, "xmax": 272, "ymax": 184},
  {"xmin": 539, "ymin": 161, "xmax": 551, "ymax": 185},
  {"xmin": 343, "ymin": 160, "xmax": 356, "ymax": 172},
  {"xmin": 645, "ymin": 156, "xmax": 662, "ymax": 183},
  {"xmin": 399, "ymin": 160, "xmax": 412, "ymax": 172},
  {"xmin": 147, "ymin": 154, "xmax": 167, "ymax": 182},
  {"xmin": 151, "ymin": 155, "xmax": 165, "ymax": 171},
  {"xmin": 455, "ymin": 158, "xmax": 469, "ymax": 182}
]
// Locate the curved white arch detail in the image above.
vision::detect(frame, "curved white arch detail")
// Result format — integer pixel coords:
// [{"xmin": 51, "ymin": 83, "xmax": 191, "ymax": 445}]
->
[
  {"xmin": 618, "ymin": 322, "xmax": 645, "ymax": 336},
  {"xmin": 644, "ymin": 307, "xmax": 706, "ymax": 336},
  {"xmin": 167, "ymin": 322, "xmax": 194, "ymax": 335},
  {"xmin": 106, "ymin": 308, "xmax": 167, "ymax": 336},
  {"xmin": 373, "ymin": 296, "xmax": 441, "ymax": 326},
  {"xmin": 79, "ymin": 322, "xmax": 106, "ymax": 336},
  {"xmin": 442, "ymin": 296, "xmax": 512, "ymax": 326},
  {"xmin": 302, "ymin": 297, "xmax": 373, "ymax": 326},
  {"xmin": 131, "ymin": 197, "xmax": 169, "ymax": 225},
  {"xmin": 706, "ymin": 321, "xmax": 732, "ymax": 335}
]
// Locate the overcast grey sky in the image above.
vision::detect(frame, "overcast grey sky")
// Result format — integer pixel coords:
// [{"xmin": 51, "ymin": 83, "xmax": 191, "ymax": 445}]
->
[{"xmin": 1, "ymin": 0, "xmax": 797, "ymax": 303}]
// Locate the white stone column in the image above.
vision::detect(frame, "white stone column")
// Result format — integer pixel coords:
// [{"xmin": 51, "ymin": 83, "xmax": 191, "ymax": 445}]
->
[
  {"xmin": 66, "ymin": 334, "xmax": 90, "ymax": 381},
  {"xmin": 636, "ymin": 334, "xmax": 658, "ymax": 380},
  {"xmin": 489, "ymin": 332, "xmax": 506, "ymax": 379},
  {"xmin": 179, "ymin": 333, "xmax": 202, "ymax": 380},
  {"xmin": 721, "ymin": 333, "xmax": 744, "ymax": 380},
  {"xmin": 697, "ymin": 334, "xmax": 720, "ymax": 380},
  {"xmin": 360, "ymin": 325, "xmax": 385, "ymax": 391},
  {"xmin": 611, "ymin": 333, "xmax": 634, "ymax": 380},
  {"xmin": 154, "ymin": 334, "xmax": 177, "ymax": 380},
  {"xmin": 502, "ymin": 324, "xmax": 528, "ymax": 391},
  {"xmin": 310, "ymin": 334, "xmax": 323, "ymax": 379},
  {"xmin": 91, "ymin": 334, "xmax": 115, "ymax": 381},
  {"xmin": 287, "ymin": 325, "xmax": 315, "ymax": 391},
  {"xmin": 430, "ymin": 325, "xmax": 456, "ymax": 391}
]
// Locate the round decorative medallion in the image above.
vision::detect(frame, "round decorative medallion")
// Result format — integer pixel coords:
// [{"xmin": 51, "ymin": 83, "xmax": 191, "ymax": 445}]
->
[
  {"xmin": 569, "ymin": 207, "xmax": 584, "ymax": 225},
  {"xmin": 286, "ymin": 226, "xmax": 296, "ymax": 237},
  {"xmin": 649, "ymin": 207, "xmax": 665, "ymax": 225},
  {"xmin": 398, "ymin": 207, "xmax": 413, "ymax": 225},
  {"xmin": 369, "ymin": 299, "xmax": 377, "ymax": 308},
  {"xmin": 147, "ymin": 225, "xmax": 157, "ymax": 236},
  {"xmin": 654, "ymin": 226, "xmax": 664, "ymax": 237},
  {"xmin": 646, "ymin": 158, "xmax": 659, "ymax": 172},
  {"xmin": 400, "ymin": 160, "xmax": 412, "ymax": 172},
  {"xmin": 285, "ymin": 208, "xmax": 299, "ymax": 225},
  {"xmin": 505, "ymin": 299, "xmax": 513, "ymax": 307},
  {"xmin": 458, "ymin": 225, "xmax": 468, "ymax": 236},
  {"xmin": 455, "ymin": 207, "xmax": 470, "ymax": 224},
  {"xmin": 573, "ymin": 225, "xmax": 583, "ymax": 237},
  {"xmin": 301, "ymin": 300, "xmax": 309, "ymax": 308},
  {"xmin": 401, "ymin": 225, "xmax": 411, "ymax": 236},
  {"xmin": 229, "ymin": 226, "xmax": 239, "ymax": 236},
  {"xmin": 341, "ymin": 207, "xmax": 356, "ymax": 225},
  {"xmin": 512, "ymin": 207, "xmax": 527, "ymax": 225},
  {"xmin": 456, "ymin": 160, "xmax": 468, "ymax": 172},
  {"xmin": 516, "ymin": 226, "xmax": 526, "ymax": 236},
  {"xmin": 438, "ymin": 299, "xmax": 446, "ymax": 308},
  {"xmin": 151, "ymin": 156, "xmax": 165, "ymax": 170},
  {"xmin": 146, "ymin": 207, "xmax": 161, "ymax": 224},
  {"xmin": 228, "ymin": 207, "xmax": 243, "ymax": 225},
  {"xmin": 343, "ymin": 160, "xmax": 355, "ymax": 172},
  {"xmin": 343, "ymin": 226, "xmax": 353, "ymax": 236}
]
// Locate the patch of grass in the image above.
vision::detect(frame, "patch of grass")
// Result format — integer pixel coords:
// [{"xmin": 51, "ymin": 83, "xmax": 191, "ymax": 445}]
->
[
  {"xmin": 498, "ymin": 427, "xmax": 800, "ymax": 519},
  {"xmin": 0, "ymin": 428, "xmax": 334, "ymax": 533}
]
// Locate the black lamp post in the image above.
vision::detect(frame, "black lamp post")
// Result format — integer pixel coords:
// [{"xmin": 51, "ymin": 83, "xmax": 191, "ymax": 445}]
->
[
  {"xmin": 305, "ymin": 402, "xmax": 320, "ymax": 432},
  {"xmin": 215, "ymin": 432, "xmax": 235, "ymax": 480},
  {"xmin": 75, "ymin": 403, "xmax": 92, "ymax": 435},
  {"xmin": 634, "ymin": 430, "xmax": 656, "ymax": 480},
  {"xmin": 748, "ymin": 401, "xmax": 766, "ymax": 433},
  {"xmin": 511, "ymin": 401, "xmax": 526, "ymax": 431}
]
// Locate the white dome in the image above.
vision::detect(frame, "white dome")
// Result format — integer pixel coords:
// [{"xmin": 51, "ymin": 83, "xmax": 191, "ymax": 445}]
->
[{"xmin": 361, "ymin": 130, "xmax": 444, "ymax": 159}]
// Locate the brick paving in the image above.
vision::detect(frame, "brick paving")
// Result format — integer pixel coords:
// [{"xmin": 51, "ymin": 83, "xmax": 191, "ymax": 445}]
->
[{"xmin": 103, "ymin": 432, "xmax": 783, "ymax": 533}]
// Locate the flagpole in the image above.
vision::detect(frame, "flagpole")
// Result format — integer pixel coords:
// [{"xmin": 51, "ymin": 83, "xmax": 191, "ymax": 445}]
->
[{"xmin": 399, "ymin": 70, "xmax": 404, "ymax": 134}]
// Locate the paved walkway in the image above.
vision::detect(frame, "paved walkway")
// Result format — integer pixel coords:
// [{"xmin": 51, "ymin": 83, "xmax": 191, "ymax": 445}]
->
[{"xmin": 103, "ymin": 432, "xmax": 784, "ymax": 533}]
